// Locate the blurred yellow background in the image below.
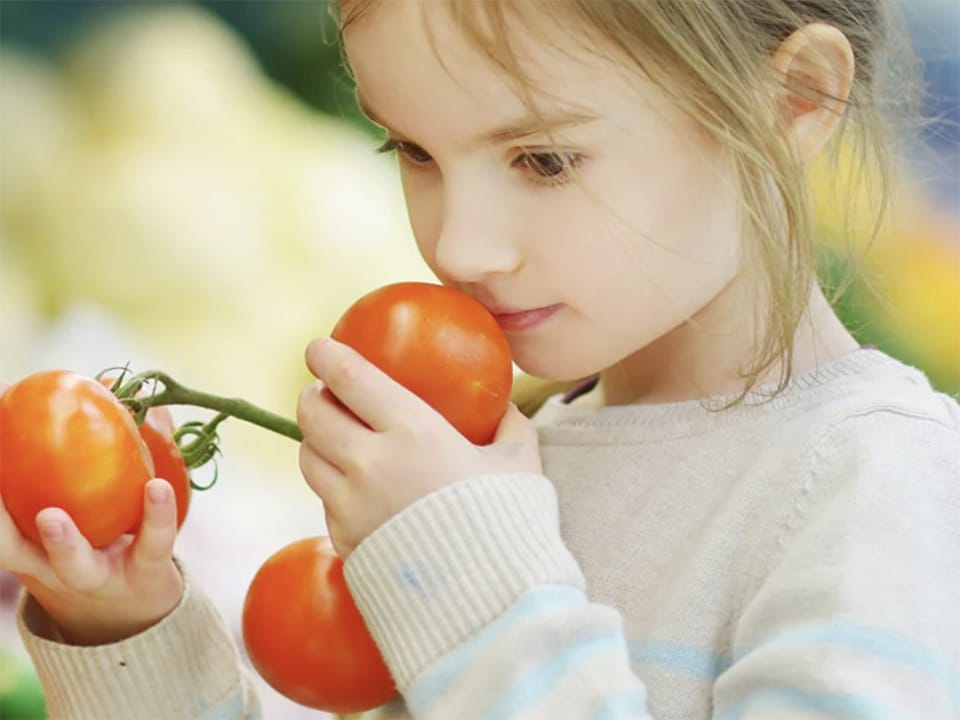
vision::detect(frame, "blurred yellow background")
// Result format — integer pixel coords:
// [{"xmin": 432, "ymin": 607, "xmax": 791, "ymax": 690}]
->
[{"xmin": 0, "ymin": 2, "xmax": 956, "ymax": 718}]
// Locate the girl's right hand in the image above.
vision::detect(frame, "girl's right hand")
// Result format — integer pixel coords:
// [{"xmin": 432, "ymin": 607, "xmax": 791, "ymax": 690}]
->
[{"xmin": 0, "ymin": 477, "xmax": 185, "ymax": 646}]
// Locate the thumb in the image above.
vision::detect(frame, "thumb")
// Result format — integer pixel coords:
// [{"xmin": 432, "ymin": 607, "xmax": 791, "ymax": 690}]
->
[
  {"xmin": 492, "ymin": 403, "xmax": 541, "ymax": 472},
  {"xmin": 494, "ymin": 402, "xmax": 537, "ymax": 442}
]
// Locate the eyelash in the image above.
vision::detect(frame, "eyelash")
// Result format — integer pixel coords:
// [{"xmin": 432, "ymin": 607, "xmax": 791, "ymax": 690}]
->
[{"xmin": 374, "ymin": 138, "xmax": 584, "ymax": 188}]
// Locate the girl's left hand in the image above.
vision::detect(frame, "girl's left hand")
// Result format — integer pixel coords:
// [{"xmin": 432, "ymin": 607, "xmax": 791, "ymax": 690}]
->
[{"xmin": 297, "ymin": 338, "xmax": 542, "ymax": 559}]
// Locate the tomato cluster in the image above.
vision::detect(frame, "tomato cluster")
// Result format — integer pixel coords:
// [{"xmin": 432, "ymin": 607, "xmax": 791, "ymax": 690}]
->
[{"xmin": 0, "ymin": 282, "xmax": 512, "ymax": 715}]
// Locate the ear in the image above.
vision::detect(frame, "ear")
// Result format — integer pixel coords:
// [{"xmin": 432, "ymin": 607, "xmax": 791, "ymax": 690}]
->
[{"xmin": 770, "ymin": 22, "xmax": 855, "ymax": 162}]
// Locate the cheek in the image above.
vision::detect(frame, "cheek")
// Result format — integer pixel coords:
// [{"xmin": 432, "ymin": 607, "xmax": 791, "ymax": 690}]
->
[
  {"xmin": 541, "ymin": 163, "xmax": 740, "ymax": 330},
  {"xmin": 595, "ymin": 211, "xmax": 740, "ymax": 322},
  {"xmin": 590, "ymin": 145, "xmax": 741, "ymax": 292}
]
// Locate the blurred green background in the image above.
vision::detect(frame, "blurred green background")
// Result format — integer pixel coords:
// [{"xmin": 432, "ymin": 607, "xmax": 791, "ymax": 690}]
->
[{"xmin": 0, "ymin": 2, "xmax": 957, "ymax": 718}]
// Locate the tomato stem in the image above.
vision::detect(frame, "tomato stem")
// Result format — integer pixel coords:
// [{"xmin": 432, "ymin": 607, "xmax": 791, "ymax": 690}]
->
[
  {"xmin": 114, "ymin": 371, "xmax": 303, "ymax": 442},
  {"xmin": 177, "ymin": 412, "xmax": 229, "ymax": 473}
]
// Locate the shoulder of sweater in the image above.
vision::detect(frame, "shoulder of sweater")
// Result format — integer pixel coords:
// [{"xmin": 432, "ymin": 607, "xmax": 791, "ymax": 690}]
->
[
  {"xmin": 759, "ymin": 355, "xmax": 959, "ymax": 479},
  {"xmin": 808, "ymin": 389, "xmax": 959, "ymax": 481},
  {"xmin": 801, "ymin": 356, "xmax": 959, "ymax": 438},
  {"xmin": 779, "ymin": 366, "xmax": 960, "ymax": 530},
  {"xmin": 750, "ymin": 369, "xmax": 959, "ymax": 585}
]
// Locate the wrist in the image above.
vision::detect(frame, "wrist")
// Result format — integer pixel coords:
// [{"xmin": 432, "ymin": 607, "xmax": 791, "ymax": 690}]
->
[
  {"xmin": 17, "ymin": 568, "xmax": 245, "ymax": 720},
  {"xmin": 20, "ymin": 560, "xmax": 184, "ymax": 646},
  {"xmin": 52, "ymin": 594, "xmax": 182, "ymax": 646}
]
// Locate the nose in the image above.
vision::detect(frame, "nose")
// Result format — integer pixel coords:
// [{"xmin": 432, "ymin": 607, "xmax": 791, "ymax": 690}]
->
[{"xmin": 431, "ymin": 183, "xmax": 522, "ymax": 283}]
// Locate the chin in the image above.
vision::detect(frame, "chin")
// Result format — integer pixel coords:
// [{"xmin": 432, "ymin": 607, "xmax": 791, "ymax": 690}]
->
[{"xmin": 511, "ymin": 346, "xmax": 603, "ymax": 383}]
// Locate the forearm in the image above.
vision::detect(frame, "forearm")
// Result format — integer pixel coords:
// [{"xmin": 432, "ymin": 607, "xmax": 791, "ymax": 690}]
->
[{"xmin": 17, "ymin": 562, "xmax": 260, "ymax": 720}]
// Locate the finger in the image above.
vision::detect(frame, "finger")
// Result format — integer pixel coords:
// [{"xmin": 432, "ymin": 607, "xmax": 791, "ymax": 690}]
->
[
  {"xmin": 0, "ymin": 501, "xmax": 57, "ymax": 583},
  {"xmin": 493, "ymin": 403, "xmax": 543, "ymax": 471},
  {"xmin": 304, "ymin": 338, "xmax": 432, "ymax": 433},
  {"xmin": 36, "ymin": 508, "xmax": 110, "ymax": 592},
  {"xmin": 494, "ymin": 403, "xmax": 537, "ymax": 444},
  {"xmin": 297, "ymin": 381, "xmax": 371, "ymax": 471},
  {"xmin": 299, "ymin": 441, "xmax": 347, "ymax": 506},
  {"xmin": 325, "ymin": 511, "xmax": 351, "ymax": 560},
  {"xmin": 130, "ymin": 479, "xmax": 178, "ymax": 572}
]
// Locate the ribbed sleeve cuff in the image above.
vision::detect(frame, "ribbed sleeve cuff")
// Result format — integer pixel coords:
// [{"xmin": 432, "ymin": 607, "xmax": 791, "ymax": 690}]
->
[
  {"xmin": 343, "ymin": 473, "xmax": 585, "ymax": 690},
  {"xmin": 17, "ymin": 562, "xmax": 245, "ymax": 720}
]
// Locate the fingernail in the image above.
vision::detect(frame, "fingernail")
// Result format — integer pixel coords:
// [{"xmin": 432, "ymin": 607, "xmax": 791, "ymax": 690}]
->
[
  {"xmin": 313, "ymin": 338, "xmax": 338, "ymax": 374},
  {"xmin": 39, "ymin": 520, "xmax": 64, "ymax": 542},
  {"xmin": 147, "ymin": 483, "xmax": 168, "ymax": 504}
]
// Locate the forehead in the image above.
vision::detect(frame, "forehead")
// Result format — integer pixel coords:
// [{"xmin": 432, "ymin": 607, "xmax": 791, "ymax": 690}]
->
[{"xmin": 342, "ymin": 1, "xmax": 644, "ymax": 135}]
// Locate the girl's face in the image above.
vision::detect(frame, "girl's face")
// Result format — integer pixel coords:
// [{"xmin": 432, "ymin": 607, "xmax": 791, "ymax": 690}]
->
[{"xmin": 344, "ymin": 3, "xmax": 746, "ymax": 397}]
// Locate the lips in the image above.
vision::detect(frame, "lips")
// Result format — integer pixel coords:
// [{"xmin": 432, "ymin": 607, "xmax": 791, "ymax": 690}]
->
[{"xmin": 491, "ymin": 304, "xmax": 563, "ymax": 332}]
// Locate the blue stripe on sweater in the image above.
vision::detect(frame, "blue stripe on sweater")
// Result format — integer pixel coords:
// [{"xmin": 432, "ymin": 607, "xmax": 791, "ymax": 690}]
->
[
  {"xmin": 479, "ymin": 632, "xmax": 632, "ymax": 720},
  {"xmin": 737, "ymin": 621, "xmax": 960, "ymax": 709},
  {"xmin": 716, "ymin": 687, "xmax": 896, "ymax": 720},
  {"xmin": 411, "ymin": 594, "xmax": 958, "ymax": 718},
  {"xmin": 628, "ymin": 622, "xmax": 959, "ymax": 710},
  {"xmin": 406, "ymin": 585, "xmax": 587, "ymax": 717},
  {"xmin": 199, "ymin": 692, "xmax": 247, "ymax": 720},
  {"xmin": 629, "ymin": 639, "xmax": 732, "ymax": 679}
]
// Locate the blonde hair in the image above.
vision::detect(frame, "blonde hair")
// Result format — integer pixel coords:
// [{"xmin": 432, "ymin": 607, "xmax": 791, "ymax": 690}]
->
[{"xmin": 334, "ymin": 0, "xmax": 918, "ymax": 413}]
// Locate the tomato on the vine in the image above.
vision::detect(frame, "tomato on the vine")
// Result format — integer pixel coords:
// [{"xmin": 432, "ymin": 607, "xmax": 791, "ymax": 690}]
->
[
  {"xmin": 100, "ymin": 378, "xmax": 191, "ymax": 529},
  {"xmin": 331, "ymin": 282, "xmax": 513, "ymax": 445},
  {"xmin": 242, "ymin": 536, "xmax": 397, "ymax": 713},
  {"xmin": 0, "ymin": 370, "xmax": 155, "ymax": 547}
]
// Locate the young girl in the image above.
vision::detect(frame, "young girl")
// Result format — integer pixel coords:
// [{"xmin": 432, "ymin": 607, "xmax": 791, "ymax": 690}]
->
[{"xmin": 4, "ymin": 0, "xmax": 958, "ymax": 718}]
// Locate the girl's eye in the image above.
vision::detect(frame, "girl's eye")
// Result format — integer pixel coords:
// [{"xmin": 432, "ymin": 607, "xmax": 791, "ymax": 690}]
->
[
  {"xmin": 376, "ymin": 138, "xmax": 433, "ymax": 166},
  {"xmin": 513, "ymin": 151, "xmax": 583, "ymax": 186},
  {"xmin": 375, "ymin": 138, "xmax": 582, "ymax": 187}
]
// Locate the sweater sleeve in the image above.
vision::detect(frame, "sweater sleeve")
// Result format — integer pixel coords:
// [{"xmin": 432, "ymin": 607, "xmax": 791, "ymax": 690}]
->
[
  {"xmin": 343, "ymin": 410, "xmax": 960, "ymax": 720},
  {"xmin": 342, "ymin": 473, "xmax": 654, "ymax": 720},
  {"xmin": 17, "ymin": 560, "xmax": 261, "ymax": 720},
  {"xmin": 712, "ymin": 409, "xmax": 960, "ymax": 719}
]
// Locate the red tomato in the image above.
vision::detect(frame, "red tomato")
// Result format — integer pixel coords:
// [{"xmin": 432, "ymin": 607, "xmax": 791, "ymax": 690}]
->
[
  {"xmin": 242, "ymin": 537, "xmax": 397, "ymax": 713},
  {"xmin": 0, "ymin": 370, "xmax": 155, "ymax": 547},
  {"xmin": 331, "ymin": 282, "xmax": 513, "ymax": 445},
  {"xmin": 137, "ymin": 404, "xmax": 191, "ymax": 529},
  {"xmin": 100, "ymin": 378, "xmax": 191, "ymax": 529}
]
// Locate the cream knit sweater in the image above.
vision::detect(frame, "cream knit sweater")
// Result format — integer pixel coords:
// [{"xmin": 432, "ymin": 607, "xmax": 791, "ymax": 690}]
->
[{"xmin": 18, "ymin": 349, "xmax": 960, "ymax": 719}]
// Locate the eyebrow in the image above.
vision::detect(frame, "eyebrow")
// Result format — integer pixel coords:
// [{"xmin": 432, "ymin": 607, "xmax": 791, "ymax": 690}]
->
[{"xmin": 356, "ymin": 92, "xmax": 599, "ymax": 146}]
